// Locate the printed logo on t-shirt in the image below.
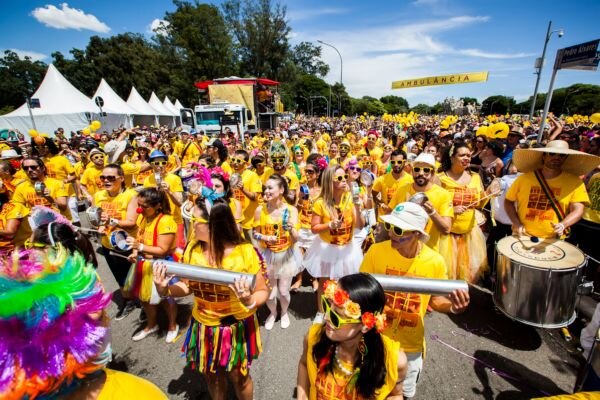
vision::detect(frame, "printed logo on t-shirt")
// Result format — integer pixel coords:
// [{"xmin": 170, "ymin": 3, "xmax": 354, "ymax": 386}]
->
[
  {"xmin": 525, "ymin": 186, "xmax": 561, "ymax": 221},
  {"xmin": 452, "ymin": 187, "xmax": 477, "ymax": 206},
  {"xmin": 383, "ymin": 267, "xmax": 421, "ymax": 329}
]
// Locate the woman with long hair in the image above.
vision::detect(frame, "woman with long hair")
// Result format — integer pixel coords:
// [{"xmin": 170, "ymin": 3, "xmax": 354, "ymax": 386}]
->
[
  {"xmin": 479, "ymin": 139, "xmax": 505, "ymax": 188},
  {"xmin": 153, "ymin": 195, "xmax": 270, "ymax": 400},
  {"xmin": 345, "ymin": 158, "xmax": 374, "ymax": 250},
  {"xmin": 438, "ymin": 141, "xmax": 488, "ymax": 283},
  {"xmin": 253, "ymin": 174, "xmax": 301, "ymax": 330},
  {"xmin": 297, "ymin": 273, "xmax": 406, "ymax": 399},
  {"xmin": 469, "ymin": 135, "xmax": 487, "ymax": 172},
  {"xmin": 303, "ymin": 165, "xmax": 365, "ymax": 322},
  {"xmin": 124, "ymin": 187, "xmax": 179, "ymax": 343}
]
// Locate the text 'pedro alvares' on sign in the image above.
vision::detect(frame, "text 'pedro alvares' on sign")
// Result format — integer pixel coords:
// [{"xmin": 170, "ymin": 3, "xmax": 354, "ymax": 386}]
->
[{"xmin": 391, "ymin": 71, "xmax": 489, "ymax": 89}]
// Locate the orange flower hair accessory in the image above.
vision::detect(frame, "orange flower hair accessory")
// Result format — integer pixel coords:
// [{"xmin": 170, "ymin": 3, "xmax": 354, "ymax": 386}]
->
[{"xmin": 322, "ymin": 280, "xmax": 386, "ymax": 329}]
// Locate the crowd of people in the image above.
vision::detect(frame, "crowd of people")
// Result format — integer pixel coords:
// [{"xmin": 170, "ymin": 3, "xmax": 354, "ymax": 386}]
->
[{"xmin": 1, "ymin": 110, "xmax": 599, "ymax": 399}]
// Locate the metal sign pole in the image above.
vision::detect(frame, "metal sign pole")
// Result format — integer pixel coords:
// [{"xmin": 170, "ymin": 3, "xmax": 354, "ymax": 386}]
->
[{"xmin": 26, "ymin": 97, "xmax": 37, "ymax": 131}]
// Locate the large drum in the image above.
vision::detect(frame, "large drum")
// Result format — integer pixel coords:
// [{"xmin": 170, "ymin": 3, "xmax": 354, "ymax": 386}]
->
[{"xmin": 494, "ymin": 236, "xmax": 586, "ymax": 328}]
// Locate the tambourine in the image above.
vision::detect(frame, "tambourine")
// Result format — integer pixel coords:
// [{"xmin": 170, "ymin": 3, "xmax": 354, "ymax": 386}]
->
[
  {"xmin": 360, "ymin": 170, "xmax": 375, "ymax": 186},
  {"xmin": 86, "ymin": 207, "xmax": 103, "ymax": 227},
  {"xmin": 408, "ymin": 192, "xmax": 429, "ymax": 206},
  {"xmin": 109, "ymin": 229, "xmax": 132, "ymax": 251}
]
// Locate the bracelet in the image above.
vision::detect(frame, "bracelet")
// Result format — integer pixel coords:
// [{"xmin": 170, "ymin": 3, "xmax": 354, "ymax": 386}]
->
[
  {"xmin": 138, "ymin": 243, "xmax": 144, "ymax": 252},
  {"xmin": 242, "ymin": 300, "xmax": 256, "ymax": 310},
  {"xmin": 252, "ymin": 231, "xmax": 263, "ymax": 241},
  {"xmin": 427, "ymin": 209, "xmax": 437, "ymax": 216}
]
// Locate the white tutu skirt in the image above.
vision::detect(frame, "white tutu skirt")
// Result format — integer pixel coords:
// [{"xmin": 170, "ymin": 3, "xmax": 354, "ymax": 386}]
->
[
  {"xmin": 262, "ymin": 246, "xmax": 303, "ymax": 279},
  {"xmin": 303, "ymin": 236, "xmax": 363, "ymax": 279},
  {"xmin": 297, "ymin": 228, "xmax": 317, "ymax": 250},
  {"xmin": 352, "ymin": 227, "xmax": 368, "ymax": 250}
]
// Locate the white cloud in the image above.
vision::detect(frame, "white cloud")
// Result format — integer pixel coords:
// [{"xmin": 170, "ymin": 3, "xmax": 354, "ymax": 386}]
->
[
  {"xmin": 295, "ymin": 15, "xmax": 535, "ymax": 105},
  {"xmin": 149, "ymin": 18, "xmax": 170, "ymax": 35},
  {"xmin": 6, "ymin": 49, "xmax": 47, "ymax": 61},
  {"xmin": 31, "ymin": 3, "xmax": 110, "ymax": 33},
  {"xmin": 288, "ymin": 7, "xmax": 347, "ymax": 21}
]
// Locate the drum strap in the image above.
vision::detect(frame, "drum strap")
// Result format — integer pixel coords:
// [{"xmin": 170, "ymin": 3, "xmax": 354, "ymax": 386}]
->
[{"xmin": 534, "ymin": 170, "xmax": 570, "ymax": 237}]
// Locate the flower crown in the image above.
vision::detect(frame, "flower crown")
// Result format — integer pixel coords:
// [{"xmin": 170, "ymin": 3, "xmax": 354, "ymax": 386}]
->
[{"xmin": 323, "ymin": 280, "xmax": 386, "ymax": 333}]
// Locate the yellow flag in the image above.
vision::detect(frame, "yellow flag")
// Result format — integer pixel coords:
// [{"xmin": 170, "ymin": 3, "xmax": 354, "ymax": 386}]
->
[{"xmin": 392, "ymin": 71, "xmax": 488, "ymax": 89}]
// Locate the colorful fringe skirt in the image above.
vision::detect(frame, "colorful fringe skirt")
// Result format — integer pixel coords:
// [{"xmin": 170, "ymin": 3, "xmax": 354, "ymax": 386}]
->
[
  {"xmin": 123, "ymin": 259, "xmax": 158, "ymax": 304},
  {"xmin": 438, "ymin": 226, "xmax": 488, "ymax": 283},
  {"xmin": 182, "ymin": 314, "xmax": 262, "ymax": 376}
]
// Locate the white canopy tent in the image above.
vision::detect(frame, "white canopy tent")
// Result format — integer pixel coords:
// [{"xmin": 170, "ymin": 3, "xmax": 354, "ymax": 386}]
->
[
  {"xmin": 163, "ymin": 96, "xmax": 179, "ymax": 115},
  {"xmin": 148, "ymin": 92, "xmax": 177, "ymax": 127},
  {"xmin": 174, "ymin": 99, "xmax": 185, "ymax": 110},
  {"xmin": 126, "ymin": 87, "xmax": 163, "ymax": 127},
  {"xmin": 93, "ymin": 79, "xmax": 139, "ymax": 129},
  {"xmin": 0, "ymin": 64, "xmax": 129, "ymax": 136}
]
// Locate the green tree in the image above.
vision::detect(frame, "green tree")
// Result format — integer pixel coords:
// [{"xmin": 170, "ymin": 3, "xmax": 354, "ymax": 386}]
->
[
  {"xmin": 222, "ymin": 0, "xmax": 291, "ymax": 79},
  {"xmin": 291, "ymin": 73, "xmax": 329, "ymax": 115},
  {"xmin": 410, "ymin": 104, "xmax": 431, "ymax": 114},
  {"xmin": 291, "ymin": 42, "xmax": 329, "ymax": 77},
  {"xmin": 0, "ymin": 50, "xmax": 47, "ymax": 111},
  {"xmin": 480, "ymin": 95, "xmax": 516, "ymax": 115},
  {"xmin": 379, "ymin": 95, "xmax": 409, "ymax": 114}
]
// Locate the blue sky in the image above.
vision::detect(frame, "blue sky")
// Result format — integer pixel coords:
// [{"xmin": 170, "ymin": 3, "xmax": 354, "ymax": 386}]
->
[{"xmin": 2, "ymin": 0, "xmax": 599, "ymax": 107}]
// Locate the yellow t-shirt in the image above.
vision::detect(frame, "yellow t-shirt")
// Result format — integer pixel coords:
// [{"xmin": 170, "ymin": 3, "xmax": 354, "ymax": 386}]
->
[
  {"xmin": 372, "ymin": 172, "xmax": 413, "ymax": 216},
  {"xmin": 255, "ymin": 204, "xmax": 299, "ymax": 252},
  {"xmin": 136, "ymin": 213, "xmax": 177, "ymax": 254},
  {"xmin": 94, "ymin": 189, "xmax": 138, "ymax": 249},
  {"xmin": 80, "ymin": 165, "xmax": 104, "ymax": 196},
  {"xmin": 44, "ymin": 154, "xmax": 76, "ymax": 196},
  {"xmin": 12, "ymin": 177, "xmax": 68, "ymax": 212},
  {"xmin": 184, "ymin": 242, "xmax": 262, "ymax": 326},
  {"xmin": 173, "ymin": 140, "xmax": 184, "ymax": 158},
  {"xmin": 305, "ymin": 324, "xmax": 399, "ymax": 400},
  {"xmin": 220, "ymin": 160, "xmax": 234, "ymax": 176},
  {"xmin": 143, "ymin": 173, "xmax": 184, "ymax": 224},
  {"xmin": 135, "ymin": 161, "xmax": 153, "ymax": 186},
  {"xmin": 506, "ymin": 171, "xmax": 590, "ymax": 238},
  {"xmin": 232, "ymin": 169, "xmax": 262, "ymax": 230},
  {"xmin": 97, "ymin": 369, "xmax": 167, "ymax": 400},
  {"xmin": 298, "ymin": 190, "xmax": 320, "ymax": 229},
  {"xmin": 181, "ymin": 141, "xmax": 202, "ymax": 166},
  {"xmin": 389, "ymin": 183, "xmax": 454, "ymax": 250},
  {"xmin": 360, "ymin": 241, "xmax": 447, "ymax": 353},
  {"xmin": 312, "ymin": 193, "xmax": 355, "ymax": 245},
  {"xmin": 439, "ymin": 172, "xmax": 485, "ymax": 234},
  {"xmin": 262, "ymin": 167, "xmax": 300, "ymax": 191},
  {"xmin": 0, "ymin": 201, "xmax": 31, "ymax": 252},
  {"xmin": 583, "ymin": 172, "xmax": 599, "ymax": 224},
  {"xmin": 166, "ymin": 154, "xmax": 179, "ymax": 173}
]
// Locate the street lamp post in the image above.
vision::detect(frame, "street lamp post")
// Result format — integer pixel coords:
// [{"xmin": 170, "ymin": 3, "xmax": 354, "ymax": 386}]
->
[
  {"xmin": 561, "ymin": 88, "xmax": 580, "ymax": 115},
  {"xmin": 318, "ymin": 40, "xmax": 343, "ymax": 115},
  {"xmin": 529, "ymin": 21, "xmax": 564, "ymax": 120}
]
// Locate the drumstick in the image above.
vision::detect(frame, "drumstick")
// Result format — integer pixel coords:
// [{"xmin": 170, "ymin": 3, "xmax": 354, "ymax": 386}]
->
[
  {"xmin": 109, "ymin": 251, "xmax": 131, "ymax": 260},
  {"xmin": 77, "ymin": 227, "xmax": 103, "ymax": 234},
  {"xmin": 463, "ymin": 190, "xmax": 501, "ymax": 209}
]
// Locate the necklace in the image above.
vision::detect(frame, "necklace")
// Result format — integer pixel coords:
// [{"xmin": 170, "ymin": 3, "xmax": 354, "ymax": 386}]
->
[{"xmin": 334, "ymin": 346, "xmax": 356, "ymax": 376}]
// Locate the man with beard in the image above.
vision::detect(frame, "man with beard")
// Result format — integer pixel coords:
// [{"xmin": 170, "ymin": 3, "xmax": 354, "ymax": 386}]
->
[
  {"xmin": 80, "ymin": 148, "xmax": 106, "ymax": 202},
  {"xmin": 389, "ymin": 153, "xmax": 453, "ymax": 251},
  {"xmin": 12, "ymin": 156, "xmax": 68, "ymax": 213},
  {"xmin": 337, "ymin": 140, "xmax": 352, "ymax": 167},
  {"xmin": 372, "ymin": 150, "xmax": 413, "ymax": 217}
]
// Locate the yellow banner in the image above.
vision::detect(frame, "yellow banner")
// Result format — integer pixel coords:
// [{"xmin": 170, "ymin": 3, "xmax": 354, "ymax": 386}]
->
[{"xmin": 392, "ymin": 71, "xmax": 489, "ymax": 89}]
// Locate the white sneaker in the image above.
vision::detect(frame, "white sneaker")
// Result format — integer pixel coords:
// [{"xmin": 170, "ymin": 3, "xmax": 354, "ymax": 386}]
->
[
  {"xmin": 132, "ymin": 325, "xmax": 159, "ymax": 341},
  {"xmin": 280, "ymin": 313, "xmax": 290, "ymax": 329},
  {"xmin": 313, "ymin": 312, "xmax": 324, "ymax": 324},
  {"xmin": 166, "ymin": 324, "xmax": 179, "ymax": 343},
  {"xmin": 264, "ymin": 314, "xmax": 276, "ymax": 330}
]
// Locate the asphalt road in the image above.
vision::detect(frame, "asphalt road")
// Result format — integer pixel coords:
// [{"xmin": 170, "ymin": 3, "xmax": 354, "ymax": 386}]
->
[{"xmin": 96, "ymin": 250, "xmax": 585, "ymax": 400}]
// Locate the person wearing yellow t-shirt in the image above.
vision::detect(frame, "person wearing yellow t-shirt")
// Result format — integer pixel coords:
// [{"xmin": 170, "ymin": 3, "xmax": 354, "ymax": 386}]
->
[
  {"xmin": 0, "ymin": 200, "xmax": 31, "ymax": 252},
  {"xmin": 372, "ymin": 150, "xmax": 412, "ymax": 217},
  {"xmin": 506, "ymin": 140, "xmax": 595, "ymax": 240},
  {"xmin": 94, "ymin": 164, "xmax": 139, "ymax": 320},
  {"xmin": 80, "ymin": 148, "xmax": 106, "ymax": 201},
  {"xmin": 297, "ymin": 274, "xmax": 407, "ymax": 400},
  {"xmin": 206, "ymin": 138, "xmax": 233, "ymax": 175},
  {"xmin": 12, "ymin": 157, "xmax": 68, "ymax": 213},
  {"xmin": 180, "ymin": 133, "xmax": 202, "ymax": 166},
  {"xmin": 389, "ymin": 153, "xmax": 453, "ymax": 251},
  {"xmin": 263, "ymin": 155, "xmax": 300, "ymax": 205},
  {"xmin": 125, "ymin": 187, "xmax": 179, "ymax": 343},
  {"xmin": 230, "ymin": 149, "xmax": 262, "ymax": 238},
  {"xmin": 143, "ymin": 150, "xmax": 185, "ymax": 248},
  {"xmin": 253, "ymin": 174, "xmax": 301, "ymax": 330},
  {"xmin": 360, "ymin": 202, "xmax": 470, "ymax": 399},
  {"xmin": 337, "ymin": 141, "xmax": 352, "ymax": 168},
  {"xmin": 0, "ymin": 157, "xmax": 26, "ymax": 198},
  {"xmin": 133, "ymin": 146, "xmax": 153, "ymax": 186},
  {"xmin": 152, "ymin": 197, "xmax": 269, "ymax": 400}
]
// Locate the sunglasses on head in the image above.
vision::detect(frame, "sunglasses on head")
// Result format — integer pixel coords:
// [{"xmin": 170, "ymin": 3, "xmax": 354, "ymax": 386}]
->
[
  {"xmin": 152, "ymin": 161, "xmax": 167, "ymax": 166},
  {"xmin": 272, "ymin": 157, "xmax": 285, "ymax": 163},
  {"xmin": 99, "ymin": 175, "xmax": 117, "ymax": 182},
  {"xmin": 348, "ymin": 166, "xmax": 362, "ymax": 172},
  {"xmin": 321, "ymin": 296, "xmax": 361, "ymax": 329},
  {"xmin": 24, "ymin": 240, "xmax": 48, "ymax": 249},
  {"xmin": 335, "ymin": 174, "xmax": 349, "ymax": 182},
  {"xmin": 413, "ymin": 167, "xmax": 432, "ymax": 174},
  {"xmin": 390, "ymin": 160, "xmax": 404, "ymax": 166},
  {"xmin": 383, "ymin": 221, "xmax": 404, "ymax": 236},
  {"xmin": 23, "ymin": 165, "xmax": 40, "ymax": 171}
]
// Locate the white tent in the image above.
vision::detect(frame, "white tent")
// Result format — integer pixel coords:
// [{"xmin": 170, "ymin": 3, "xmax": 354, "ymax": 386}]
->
[
  {"xmin": 0, "ymin": 64, "xmax": 129, "ymax": 135},
  {"xmin": 126, "ymin": 87, "xmax": 162, "ymax": 127},
  {"xmin": 93, "ymin": 79, "xmax": 138, "ymax": 128},
  {"xmin": 163, "ymin": 96, "xmax": 179, "ymax": 115},
  {"xmin": 148, "ymin": 92, "xmax": 177, "ymax": 128},
  {"xmin": 174, "ymin": 99, "xmax": 185, "ymax": 110}
]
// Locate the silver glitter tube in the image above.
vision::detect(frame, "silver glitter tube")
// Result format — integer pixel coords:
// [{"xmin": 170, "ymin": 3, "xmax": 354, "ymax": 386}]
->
[
  {"xmin": 371, "ymin": 274, "xmax": 468, "ymax": 295},
  {"xmin": 155, "ymin": 260, "xmax": 257, "ymax": 289}
]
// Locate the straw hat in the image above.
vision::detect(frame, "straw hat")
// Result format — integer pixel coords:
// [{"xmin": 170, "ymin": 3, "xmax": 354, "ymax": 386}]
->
[{"xmin": 512, "ymin": 140, "xmax": 600, "ymax": 176}]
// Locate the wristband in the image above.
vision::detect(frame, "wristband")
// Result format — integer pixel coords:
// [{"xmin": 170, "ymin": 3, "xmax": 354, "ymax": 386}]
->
[
  {"xmin": 427, "ymin": 209, "xmax": 437, "ymax": 216},
  {"xmin": 138, "ymin": 243, "xmax": 144, "ymax": 252},
  {"xmin": 242, "ymin": 300, "xmax": 256, "ymax": 310},
  {"xmin": 109, "ymin": 218, "xmax": 119, "ymax": 227}
]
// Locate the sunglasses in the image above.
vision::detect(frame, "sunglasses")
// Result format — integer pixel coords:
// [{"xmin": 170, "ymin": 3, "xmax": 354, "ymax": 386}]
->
[
  {"xmin": 413, "ymin": 167, "xmax": 432, "ymax": 174},
  {"xmin": 99, "ymin": 175, "xmax": 118, "ymax": 182},
  {"xmin": 383, "ymin": 221, "xmax": 404, "ymax": 236},
  {"xmin": 362, "ymin": 161, "xmax": 373, "ymax": 166},
  {"xmin": 348, "ymin": 166, "xmax": 362, "ymax": 172},
  {"xmin": 295, "ymin": 152, "xmax": 303, "ymax": 156},
  {"xmin": 335, "ymin": 174, "xmax": 349, "ymax": 182},
  {"xmin": 368, "ymin": 137, "xmax": 377, "ymax": 142},
  {"xmin": 190, "ymin": 216, "xmax": 208, "ymax": 224},
  {"xmin": 230, "ymin": 157, "xmax": 245, "ymax": 164},
  {"xmin": 547, "ymin": 152, "xmax": 568, "ymax": 158},
  {"xmin": 152, "ymin": 161, "xmax": 168, "ymax": 166},
  {"xmin": 91, "ymin": 155, "xmax": 104, "ymax": 160},
  {"xmin": 272, "ymin": 157, "xmax": 285, "ymax": 163},
  {"xmin": 24, "ymin": 240, "xmax": 47, "ymax": 249},
  {"xmin": 23, "ymin": 165, "xmax": 40, "ymax": 171},
  {"xmin": 321, "ymin": 296, "xmax": 361, "ymax": 329},
  {"xmin": 390, "ymin": 160, "xmax": 404, "ymax": 166},
  {"xmin": 305, "ymin": 169, "xmax": 316, "ymax": 175}
]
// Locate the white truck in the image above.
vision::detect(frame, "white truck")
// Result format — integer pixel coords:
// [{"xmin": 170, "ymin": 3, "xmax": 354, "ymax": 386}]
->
[{"xmin": 181, "ymin": 101, "xmax": 251, "ymax": 138}]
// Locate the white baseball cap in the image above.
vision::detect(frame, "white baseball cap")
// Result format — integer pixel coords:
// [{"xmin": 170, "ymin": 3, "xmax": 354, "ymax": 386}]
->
[
  {"xmin": 412, "ymin": 153, "xmax": 436, "ymax": 168},
  {"xmin": 380, "ymin": 202, "xmax": 430, "ymax": 242}
]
